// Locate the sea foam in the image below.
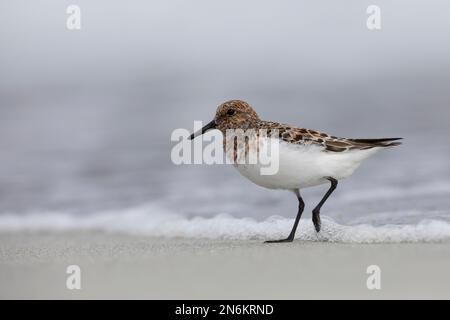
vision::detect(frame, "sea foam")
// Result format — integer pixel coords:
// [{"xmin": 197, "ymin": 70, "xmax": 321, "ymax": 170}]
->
[{"xmin": 1, "ymin": 204, "xmax": 450, "ymax": 243}]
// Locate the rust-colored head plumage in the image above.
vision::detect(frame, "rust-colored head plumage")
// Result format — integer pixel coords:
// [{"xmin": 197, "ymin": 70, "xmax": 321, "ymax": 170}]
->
[{"xmin": 214, "ymin": 100, "xmax": 260, "ymax": 132}]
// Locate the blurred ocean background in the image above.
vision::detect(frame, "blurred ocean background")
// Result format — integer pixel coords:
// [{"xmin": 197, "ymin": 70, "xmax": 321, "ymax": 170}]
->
[{"xmin": 0, "ymin": 1, "xmax": 449, "ymax": 241}]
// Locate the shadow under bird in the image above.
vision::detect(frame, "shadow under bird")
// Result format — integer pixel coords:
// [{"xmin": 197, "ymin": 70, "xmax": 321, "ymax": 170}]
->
[{"xmin": 189, "ymin": 100, "xmax": 402, "ymax": 243}]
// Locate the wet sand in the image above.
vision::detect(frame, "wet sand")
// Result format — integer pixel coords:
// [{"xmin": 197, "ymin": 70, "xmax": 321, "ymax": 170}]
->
[{"xmin": 0, "ymin": 232, "xmax": 449, "ymax": 299}]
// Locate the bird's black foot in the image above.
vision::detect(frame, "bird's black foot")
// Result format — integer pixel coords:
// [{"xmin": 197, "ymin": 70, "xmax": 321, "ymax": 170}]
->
[
  {"xmin": 312, "ymin": 210, "xmax": 321, "ymax": 233},
  {"xmin": 264, "ymin": 237, "xmax": 294, "ymax": 243}
]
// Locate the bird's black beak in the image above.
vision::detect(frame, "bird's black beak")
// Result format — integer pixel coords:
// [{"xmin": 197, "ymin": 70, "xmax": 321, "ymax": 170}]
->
[{"xmin": 188, "ymin": 120, "xmax": 216, "ymax": 140}]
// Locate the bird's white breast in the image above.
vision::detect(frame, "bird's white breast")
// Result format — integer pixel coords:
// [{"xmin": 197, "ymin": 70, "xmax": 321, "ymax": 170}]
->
[{"xmin": 233, "ymin": 139, "xmax": 379, "ymax": 190}]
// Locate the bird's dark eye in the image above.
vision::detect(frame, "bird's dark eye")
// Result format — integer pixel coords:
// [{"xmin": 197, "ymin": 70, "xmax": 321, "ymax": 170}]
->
[{"xmin": 227, "ymin": 109, "xmax": 236, "ymax": 116}]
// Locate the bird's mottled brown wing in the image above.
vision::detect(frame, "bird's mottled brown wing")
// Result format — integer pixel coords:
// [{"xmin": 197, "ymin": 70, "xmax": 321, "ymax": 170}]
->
[{"xmin": 257, "ymin": 121, "xmax": 402, "ymax": 152}]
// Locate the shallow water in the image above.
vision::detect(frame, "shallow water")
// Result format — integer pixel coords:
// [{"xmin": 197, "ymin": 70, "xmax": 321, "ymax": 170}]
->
[
  {"xmin": 1, "ymin": 1, "xmax": 450, "ymax": 241},
  {"xmin": 1, "ymin": 76, "xmax": 449, "ymax": 242}
]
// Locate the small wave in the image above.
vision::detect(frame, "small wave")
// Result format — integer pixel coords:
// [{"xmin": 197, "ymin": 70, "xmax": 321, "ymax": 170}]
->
[{"xmin": 0, "ymin": 205, "xmax": 450, "ymax": 243}]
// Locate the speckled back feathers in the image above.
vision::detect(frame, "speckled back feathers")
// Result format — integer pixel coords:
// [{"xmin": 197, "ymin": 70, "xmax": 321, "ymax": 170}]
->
[{"xmin": 214, "ymin": 100, "xmax": 402, "ymax": 153}]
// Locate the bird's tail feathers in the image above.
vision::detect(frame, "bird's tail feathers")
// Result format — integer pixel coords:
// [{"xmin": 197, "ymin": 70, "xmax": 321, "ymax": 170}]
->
[{"xmin": 350, "ymin": 137, "xmax": 403, "ymax": 148}]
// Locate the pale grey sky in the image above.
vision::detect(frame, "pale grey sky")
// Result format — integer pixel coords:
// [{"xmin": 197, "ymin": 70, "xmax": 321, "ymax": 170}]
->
[{"xmin": 1, "ymin": 1, "xmax": 449, "ymax": 89}]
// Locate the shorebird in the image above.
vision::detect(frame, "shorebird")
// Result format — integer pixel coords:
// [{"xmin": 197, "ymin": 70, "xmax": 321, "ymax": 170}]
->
[{"xmin": 189, "ymin": 100, "xmax": 402, "ymax": 243}]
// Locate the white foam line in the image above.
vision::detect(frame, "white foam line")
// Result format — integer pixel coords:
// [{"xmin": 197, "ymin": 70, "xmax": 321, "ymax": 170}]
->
[{"xmin": 1, "ymin": 206, "xmax": 450, "ymax": 243}]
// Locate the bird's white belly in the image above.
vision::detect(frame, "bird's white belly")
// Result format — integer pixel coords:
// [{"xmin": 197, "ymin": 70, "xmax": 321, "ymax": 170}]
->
[{"xmin": 234, "ymin": 140, "xmax": 378, "ymax": 190}]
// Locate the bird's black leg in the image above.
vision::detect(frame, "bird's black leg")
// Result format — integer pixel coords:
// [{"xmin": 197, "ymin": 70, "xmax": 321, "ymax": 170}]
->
[
  {"xmin": 312, "ymin": 177, "xmax": 338, "ymax": 232},
  {"xmin": 265, "ymin": 190, "xmax": 305, "ymax": 243}
]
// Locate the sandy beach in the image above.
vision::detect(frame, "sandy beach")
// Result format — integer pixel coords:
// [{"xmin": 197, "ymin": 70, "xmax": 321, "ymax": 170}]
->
[{"xmin": 1, "ymin": 232, "xmax": 449, "ymax": 299}]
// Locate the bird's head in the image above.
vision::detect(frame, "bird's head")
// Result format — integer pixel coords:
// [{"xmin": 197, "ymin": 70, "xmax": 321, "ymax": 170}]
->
[{"xmin": 189, "ymin": 100, "xmax": 260, "ymax": 139}]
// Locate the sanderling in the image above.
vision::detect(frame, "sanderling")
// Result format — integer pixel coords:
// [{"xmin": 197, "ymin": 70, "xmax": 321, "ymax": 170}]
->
[{"xmin": 189, "ymin": 100, "xmax": 402, "ymax": 243}]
